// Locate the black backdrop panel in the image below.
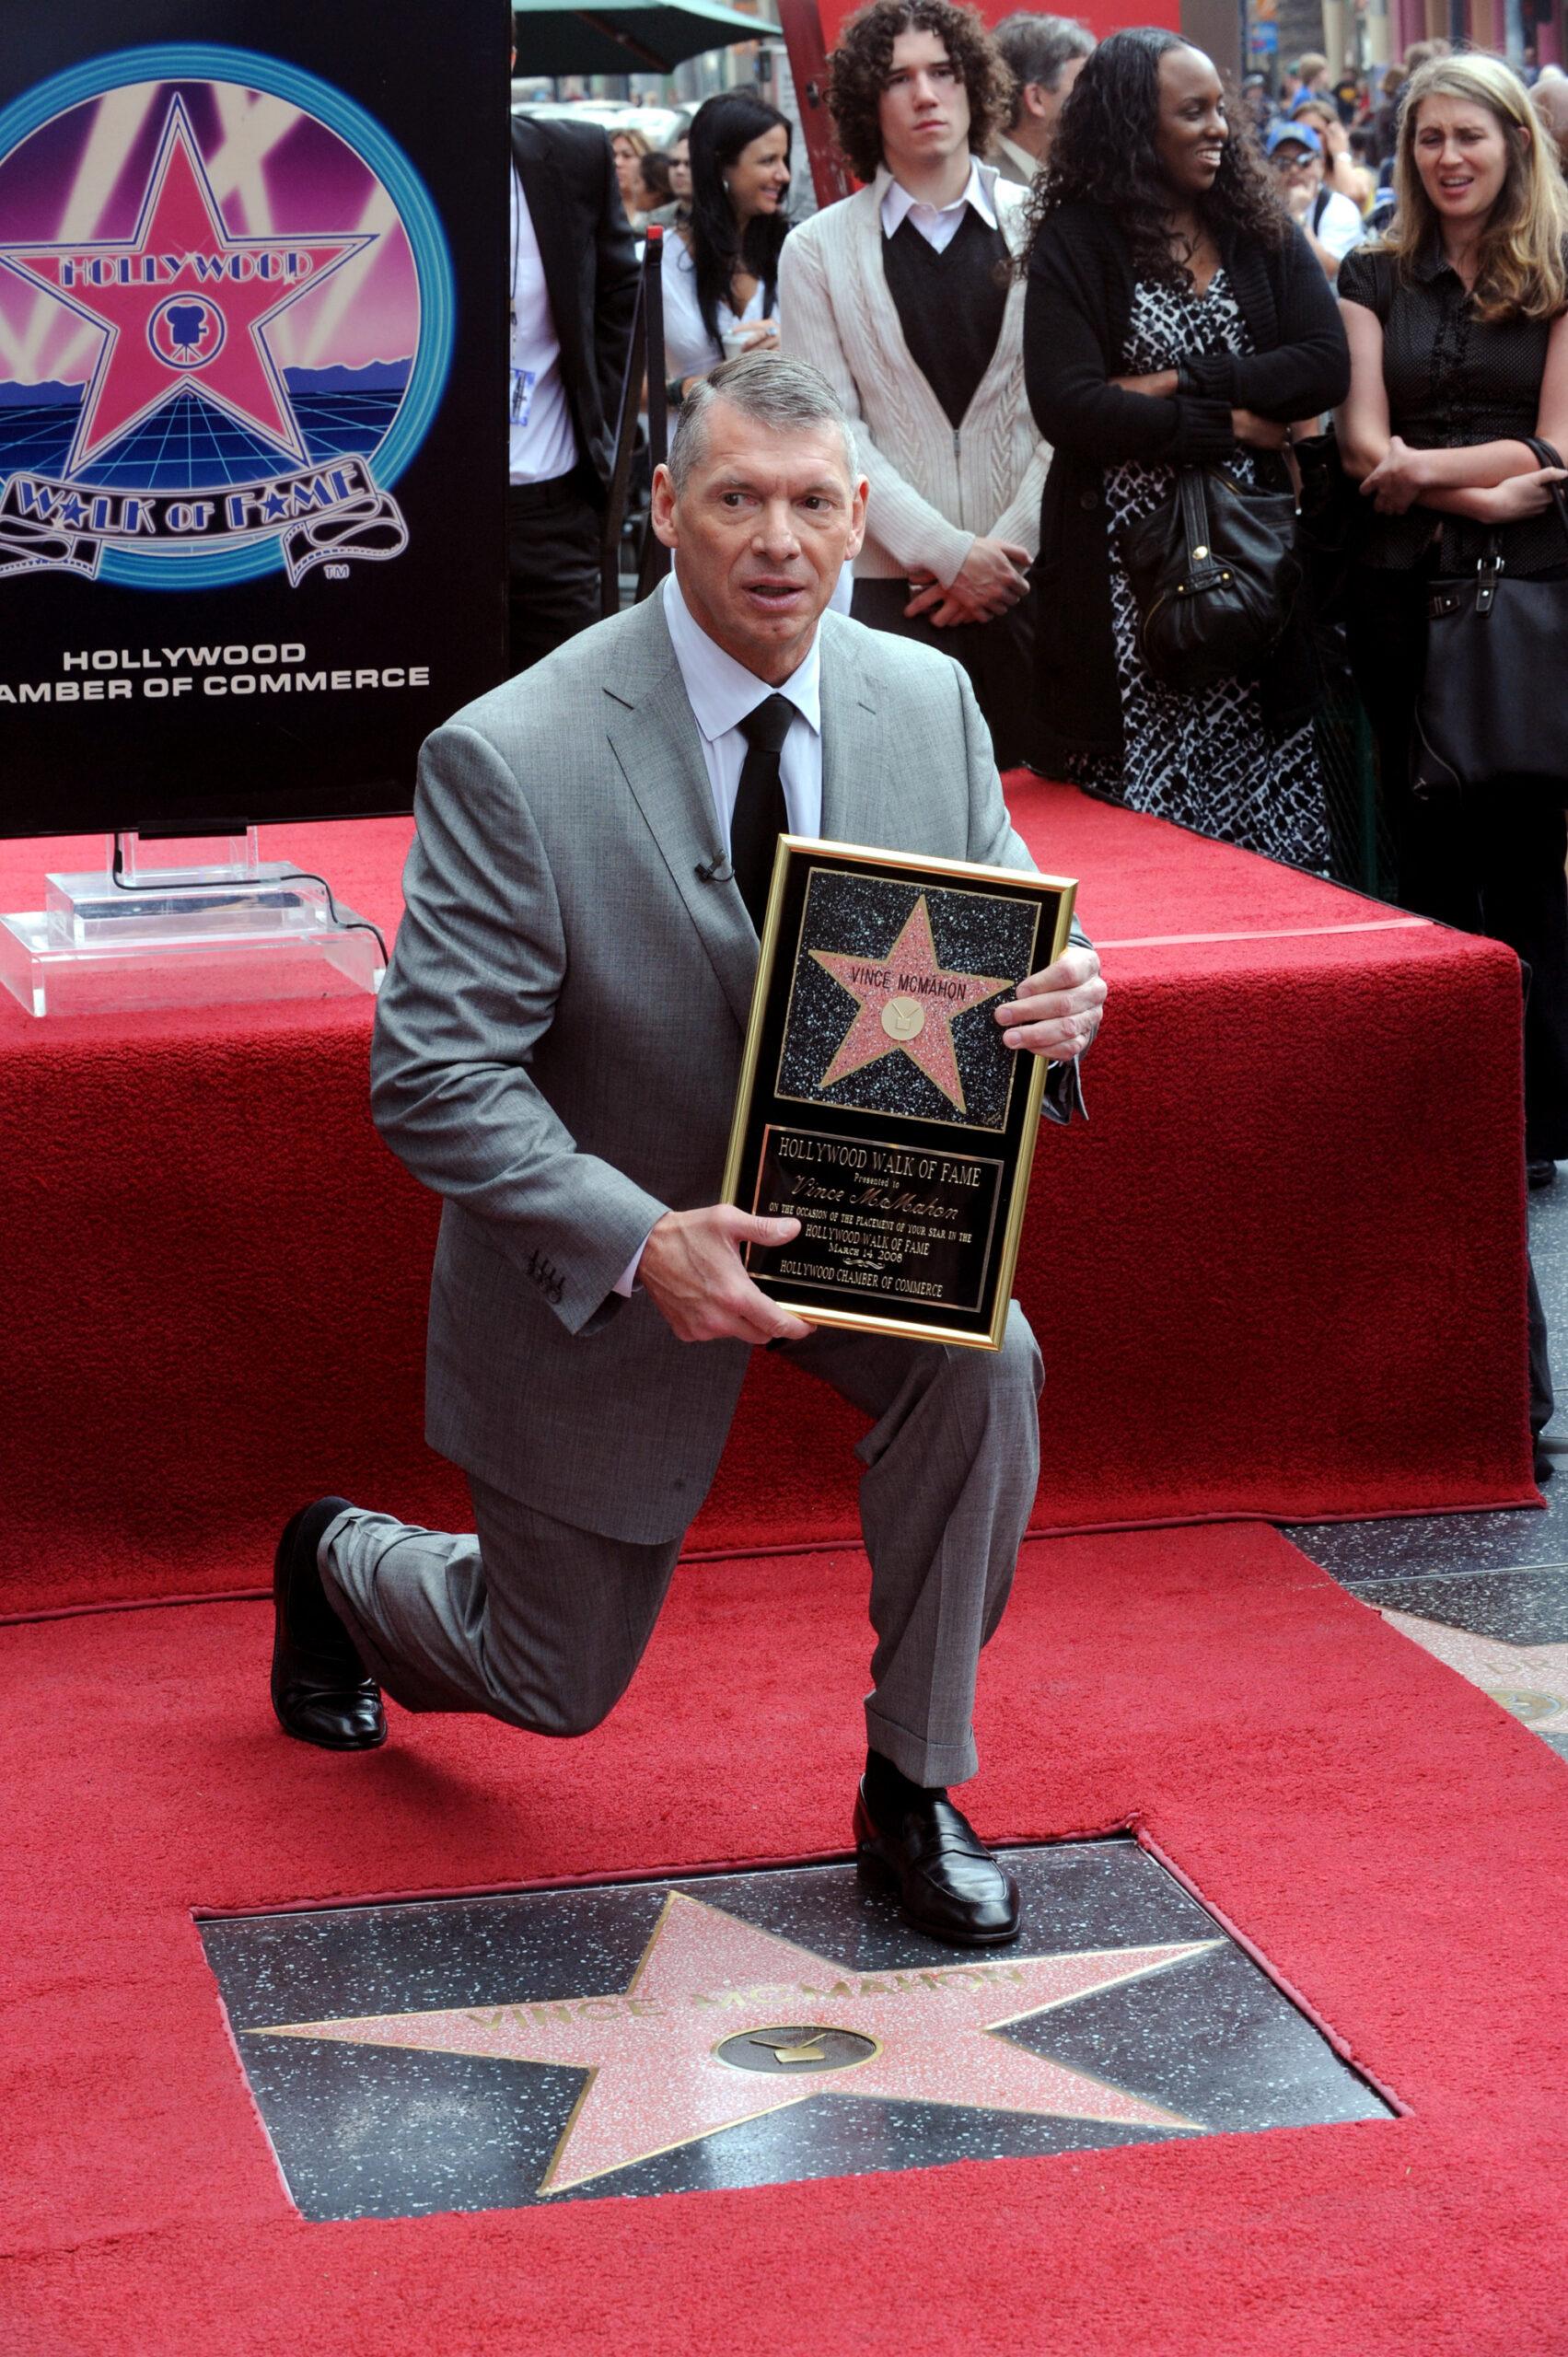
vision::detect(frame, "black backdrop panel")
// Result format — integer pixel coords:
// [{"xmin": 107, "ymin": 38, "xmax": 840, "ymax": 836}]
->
[{"xmin": 0, "ymin": 2, "xmax": 508, "ymax": 835}]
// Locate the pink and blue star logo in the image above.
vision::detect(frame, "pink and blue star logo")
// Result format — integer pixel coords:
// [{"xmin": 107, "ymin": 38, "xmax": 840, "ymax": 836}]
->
[
  {"xmin": 0, "ymin": 48, "xmax": 452, "ymax": 587},
  {"xmin": 0, "ymin": 96, "xmax": 370, "ymax": 479}
]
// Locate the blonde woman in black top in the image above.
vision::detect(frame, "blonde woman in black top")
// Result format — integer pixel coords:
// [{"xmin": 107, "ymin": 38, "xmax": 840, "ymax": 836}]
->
[{"xmin": 1338, "ymin": 53, "xmax": 1568, "ymax": 1189}]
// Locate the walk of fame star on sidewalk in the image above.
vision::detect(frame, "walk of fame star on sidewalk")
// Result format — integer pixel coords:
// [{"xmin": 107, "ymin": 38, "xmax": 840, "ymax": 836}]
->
[
  {"xmin": 809, "ymin": 898, "xmax": 1015, "ymax": 1115},
  {"xmin": 0, "ymin": 96, "xmax": 370, "ymax": 477},
  {"xmin": 253, "ymin": 1890, "xmax": 1214, "ymax": 2195}
]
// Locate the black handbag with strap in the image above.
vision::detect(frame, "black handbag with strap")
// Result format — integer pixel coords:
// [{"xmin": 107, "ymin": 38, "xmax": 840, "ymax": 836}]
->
[
  {"xmin": 1413, "ymin": 435, "xmax": 1568, "ymax": 799},
  {"xmin": 1120, "ymin": 462, "xmax": 1303, "ymax": 691}
]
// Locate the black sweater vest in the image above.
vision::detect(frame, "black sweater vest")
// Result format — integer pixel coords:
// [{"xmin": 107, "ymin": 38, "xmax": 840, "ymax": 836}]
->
[{"xmin": 881, "ymin": 207, "xmax": 1009, "ymax": 431}]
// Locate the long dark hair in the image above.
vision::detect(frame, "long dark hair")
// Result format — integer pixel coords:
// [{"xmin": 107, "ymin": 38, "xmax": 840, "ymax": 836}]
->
[
  {"xmin": 1021, "ymin": 28, "xmax": 1285, "ymax": 284},
  {"xmin": 686, "ymin": 92, "xmax": 792, "ymax": 348}
]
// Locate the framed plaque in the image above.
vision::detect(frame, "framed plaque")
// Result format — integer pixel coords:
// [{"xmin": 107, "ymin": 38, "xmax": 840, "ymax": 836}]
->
[{"xmin": 722, "ymin": 839, "xmax": 1077, "ymax": 1351}]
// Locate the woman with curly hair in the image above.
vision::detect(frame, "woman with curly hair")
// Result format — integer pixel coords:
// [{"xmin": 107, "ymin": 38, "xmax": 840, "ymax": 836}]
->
[
  {"xmin": 662, "ymin": 93, "xmax": 792, "ymax": 390},
  {"xmin": 1337, "ymin": 52, "xmax": 1568, "ymax": 1211},
  {"xmin": 1022, "ymin": 29, "xmax": 1348, "ymax": 865},
  {"xmin": 780, "ymin": 0, "xmax": 1050, "ymax": 762}
]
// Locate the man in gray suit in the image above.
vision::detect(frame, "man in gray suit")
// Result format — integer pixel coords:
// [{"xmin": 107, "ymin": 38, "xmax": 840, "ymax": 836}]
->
[{"xmin": 271, "ymin": 354, "xmax": 1105, "ymax": 1949}]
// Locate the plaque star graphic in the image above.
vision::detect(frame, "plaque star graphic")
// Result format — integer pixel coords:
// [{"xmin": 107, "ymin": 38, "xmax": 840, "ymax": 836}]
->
[
  {"xmin": 0, "ymin": 97, "xmax": 371, "ymax": 476},
  {"xmin": 251, "ymin": 1890, "xmax": 1214, "ymax": 2194},
  {"xmin": 810, "ymin": 898, "xmax": 1015, "ymax": 1114}
]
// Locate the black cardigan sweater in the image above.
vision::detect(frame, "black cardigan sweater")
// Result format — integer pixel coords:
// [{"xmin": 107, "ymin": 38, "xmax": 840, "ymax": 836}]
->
[{"xmin": 1024, "ymin": 200, "xmax": 1351, "ymax": 765}]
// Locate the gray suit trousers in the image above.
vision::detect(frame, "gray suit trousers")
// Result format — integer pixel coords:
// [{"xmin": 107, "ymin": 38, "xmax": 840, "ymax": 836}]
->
[{"xmin": 320, "ymin": 1305, "xmax": 1042, "ymax": 1786}]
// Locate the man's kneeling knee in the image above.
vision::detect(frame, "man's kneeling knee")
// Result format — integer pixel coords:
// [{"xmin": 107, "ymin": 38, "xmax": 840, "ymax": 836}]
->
[{"xmin": 492, "ymin": 1669, "xmax": 633, "ymax": 1741}]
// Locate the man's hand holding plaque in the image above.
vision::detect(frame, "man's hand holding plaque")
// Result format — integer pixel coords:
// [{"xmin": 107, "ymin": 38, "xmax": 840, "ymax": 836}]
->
[
  {"xmin": 994, "ymin": 944, "xmax": 1106, "ymax": 1064},
  {"xmin": 640, "ymin": 1207, "xmax": 813, "ymax": 1347}
]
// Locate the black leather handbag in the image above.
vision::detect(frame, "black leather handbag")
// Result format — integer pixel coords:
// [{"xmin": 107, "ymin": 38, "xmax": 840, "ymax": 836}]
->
[
  {"xmin": 1120, "ymin": 463, "xmax": 1303, "ymax": 691},
  {"xmin": 1413, "ymin": 437, "xmax": 1568, "ymax": 799}
]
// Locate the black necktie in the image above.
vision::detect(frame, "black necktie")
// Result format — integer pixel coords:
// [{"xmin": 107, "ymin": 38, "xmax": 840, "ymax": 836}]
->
[{"xmin": 730, "ymin": 694, "xmax": 795, "ymax": 931}]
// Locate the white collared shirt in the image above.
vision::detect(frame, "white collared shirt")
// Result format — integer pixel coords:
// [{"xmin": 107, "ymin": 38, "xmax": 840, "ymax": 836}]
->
[
  {"xmin": 878, "ymin": 158, "xmax": 998, "ymax": 256},
  {"xmin": 661, "ymin": 567, "xmax": 824, "ymax": 853}
]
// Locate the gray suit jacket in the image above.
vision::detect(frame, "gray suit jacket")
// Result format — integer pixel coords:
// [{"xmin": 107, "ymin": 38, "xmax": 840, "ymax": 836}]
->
[
  {"xmin": 989, "ymin": 138, "xmax": 1038, "ymax": 189},
  {"xmin": 372, "ymin": 593, "xmax": 1065, "ymax": 1543}
]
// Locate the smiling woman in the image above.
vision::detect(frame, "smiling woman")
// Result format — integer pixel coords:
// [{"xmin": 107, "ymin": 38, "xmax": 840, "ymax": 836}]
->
[
  {"xmin": 1020, "ymin": 28, "xmax": 1348, "ymax": 866},
  {"xmin": 662, "ymin": 92, "xmax": 793, "ymax": 391}
]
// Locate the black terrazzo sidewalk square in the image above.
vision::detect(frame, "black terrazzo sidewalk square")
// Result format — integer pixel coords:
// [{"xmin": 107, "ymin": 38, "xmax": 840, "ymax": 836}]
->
[{"xmin": 200, "ymin": 1836, "xmax": 1391, "ymax": 2221}]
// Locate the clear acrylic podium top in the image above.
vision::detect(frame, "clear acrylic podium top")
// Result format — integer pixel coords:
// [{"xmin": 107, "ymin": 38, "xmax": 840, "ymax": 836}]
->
[{"xmin": 0, "ymin": 830, "xmax": 386, "ymax": 1017}]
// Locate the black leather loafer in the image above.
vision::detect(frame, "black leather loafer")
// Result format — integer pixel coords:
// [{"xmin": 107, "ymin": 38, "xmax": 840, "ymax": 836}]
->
[
  {"xmin": 854, "ymin": 1781, "xmax": 1020, "ymax": 1948},
  {"xmin": 271, "ymin": 1496, "xmax": 386, "ymax": 1750}
]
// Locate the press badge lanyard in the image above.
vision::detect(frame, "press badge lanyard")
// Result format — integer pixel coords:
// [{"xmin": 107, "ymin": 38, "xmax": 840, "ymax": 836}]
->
[{"xmin": 508, "ymin": 170, "xmax": 534, "ymax": 429}]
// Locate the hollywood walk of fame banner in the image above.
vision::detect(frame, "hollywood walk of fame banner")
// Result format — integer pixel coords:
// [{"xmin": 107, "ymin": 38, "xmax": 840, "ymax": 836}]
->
[
  {"xmin": 723, "ymin": 839, "xmax": 1077, "ymax": 1350},
  {"xmin": 0, "ymin": 0, "xmax": 508, "ymax": 836}
]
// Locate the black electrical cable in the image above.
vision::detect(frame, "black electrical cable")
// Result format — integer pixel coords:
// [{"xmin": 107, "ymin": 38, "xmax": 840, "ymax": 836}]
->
[{"xmin": 107, "ymin": 837, "xmax": 389, "ymax": 970}]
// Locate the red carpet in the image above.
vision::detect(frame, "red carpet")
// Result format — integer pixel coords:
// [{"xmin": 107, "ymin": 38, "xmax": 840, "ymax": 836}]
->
[
  {"xmin": 0, "ymin": 784, "xmax": 1534, "ymax": 1616},
  {"xmin": 5, "ymin": 1522, "xmax": 1566, "ymax": 2354}
]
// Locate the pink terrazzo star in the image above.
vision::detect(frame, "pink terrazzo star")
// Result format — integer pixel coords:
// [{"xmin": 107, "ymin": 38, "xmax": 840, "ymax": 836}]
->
[
  {"xmin": 255, "ymin": 1890, "xmax": 1214, "ymax": 2195},
  {"xmin": 809, "ymin": 897, "xmax": 1014, "ymax": 1114},
  {"xmin": 0, "ymin": 97, "xmax": 368, "ymax": 474}
]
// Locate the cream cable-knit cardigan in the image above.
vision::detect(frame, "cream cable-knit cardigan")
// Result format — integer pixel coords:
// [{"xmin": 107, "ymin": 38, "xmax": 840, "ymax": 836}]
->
[{"xmin": 778, "ymin": 163, "xmax": 1051, "ymax": 586}]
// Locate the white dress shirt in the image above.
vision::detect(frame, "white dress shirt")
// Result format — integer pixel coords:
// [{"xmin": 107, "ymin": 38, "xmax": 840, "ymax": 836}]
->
[
  {"xmin": 878, "ymin": 159, "xmax": 998, "ymax": 256},
  {"xmin": 509, "ymin": 168, "xmax": 579, "ymax": 486},
  {"xmin": 612, "ymin": 575, "xmax": 824, "ymax": 1296}
]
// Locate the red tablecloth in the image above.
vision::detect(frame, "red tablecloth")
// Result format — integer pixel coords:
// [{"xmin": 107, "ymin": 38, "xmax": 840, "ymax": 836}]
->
[{"xmin": 0, "ymin": 781, "xmax": 1535, "ymax": 1614}]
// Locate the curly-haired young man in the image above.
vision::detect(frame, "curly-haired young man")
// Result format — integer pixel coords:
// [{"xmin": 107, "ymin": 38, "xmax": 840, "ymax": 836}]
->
[{"xmin": 779, "ymin": 0, "xmax": 1049, "ymax": 766}]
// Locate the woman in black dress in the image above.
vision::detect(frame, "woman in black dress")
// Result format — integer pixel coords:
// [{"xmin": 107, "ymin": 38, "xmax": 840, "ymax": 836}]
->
[
  {"xmin": 1338, "ymin": 52, "xmax": 1568, "ymax": 1193},
  {"xmin": 1021, "ymin": 29, "xmax": 1348, "ymax": 867}
]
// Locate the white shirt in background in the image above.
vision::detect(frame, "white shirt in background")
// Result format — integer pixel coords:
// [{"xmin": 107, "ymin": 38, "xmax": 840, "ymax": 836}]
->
[
  {"xmin": 660, "ymin": 230, "xmax": 767, "ymax": 384},
  {"xmin": 1313, "ymin": 185, "xmax": 1365, "ymax": 265},
  {"xmin": 509, "ymin": 168, "xmax": 579, "ymax": 486}
]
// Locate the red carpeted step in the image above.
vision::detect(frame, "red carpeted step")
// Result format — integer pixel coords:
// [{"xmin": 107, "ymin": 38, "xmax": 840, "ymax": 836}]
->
[
  {"xmin": 0, "ymin": 787, "xmax": 1535, "ymax": 1616},
  {"xmin": 3, "ymin": 1524, "xmax": 1564, "ymax": 2352}
]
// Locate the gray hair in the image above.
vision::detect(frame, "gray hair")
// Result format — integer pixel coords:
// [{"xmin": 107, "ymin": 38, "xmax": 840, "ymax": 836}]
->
[
  {"xmin": 668, "ymin": 354, "xmax": 859, "ymax": 493},
  {"xmin": 992, "ymin": 13, "xmax": 1094, "ymax": 126}
]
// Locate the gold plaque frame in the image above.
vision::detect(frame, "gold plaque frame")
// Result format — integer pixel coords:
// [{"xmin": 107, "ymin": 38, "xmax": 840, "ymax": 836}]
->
[{"xmin": 721, "ymin": 837, "xmax": 1077, "ymax": 1351}]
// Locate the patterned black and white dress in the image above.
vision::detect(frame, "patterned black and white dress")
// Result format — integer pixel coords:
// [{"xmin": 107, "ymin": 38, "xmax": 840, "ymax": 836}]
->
[{"xmin": 1074, "ymin": 270, "xmax": 1329, "ymax": 873}]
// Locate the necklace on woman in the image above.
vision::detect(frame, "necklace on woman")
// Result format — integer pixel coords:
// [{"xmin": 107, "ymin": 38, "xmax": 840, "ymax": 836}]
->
[{"xmin": 1167, "ymin": 220, "xmax": 1219, "ymax": 296}]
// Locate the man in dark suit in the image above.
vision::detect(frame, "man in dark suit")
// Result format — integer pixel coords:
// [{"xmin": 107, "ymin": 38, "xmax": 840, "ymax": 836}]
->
[{"xmin": 508, "ymin": 25, "xmax": 639, "ymax": 671}]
